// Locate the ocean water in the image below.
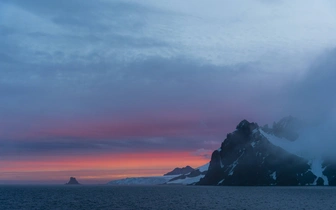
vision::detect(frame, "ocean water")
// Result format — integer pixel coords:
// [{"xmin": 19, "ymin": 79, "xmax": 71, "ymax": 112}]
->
[{"xmin": 1, "ymin": 185, "xmax": 336, "ymax": 210}]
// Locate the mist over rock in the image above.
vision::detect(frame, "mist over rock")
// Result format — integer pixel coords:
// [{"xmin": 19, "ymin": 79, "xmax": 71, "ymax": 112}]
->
[
  {"xmin": 66, "ymin": 177, "xmax": 80, "ymax": 185},
  {"xmin": 263, "ymin": 116, "xmax": 301, "ymax": 141},
  {"xmin": 164, "ymin": 166, "xmax": 195, "ymax": 176},
  {"xmin": 197, "ymin": 118, "xmax": 336, "ymax": 186}
]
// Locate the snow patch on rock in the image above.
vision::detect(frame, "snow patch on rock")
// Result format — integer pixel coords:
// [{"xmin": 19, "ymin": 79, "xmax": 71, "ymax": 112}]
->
[
  {"xmin": 270, "ymin": 171, "xmax": 276, "ymax": 180},
  {"xmin": 197, "ymin": 163, "xmax": 209, "ymax": 172},
  {"xmin": 167, "ymin": 175, "xmax": 205, "ymax": 185},
  {"xmin": 228, "ymin": 152, "xmax": 244, "ymax": 176},
  {"xmin": 309, "ymin": 159, "xmax": 328, "ymax": 185},
  {"xmin": 217, "ymin": 179, "xmax": 225, "ymax": 185}
]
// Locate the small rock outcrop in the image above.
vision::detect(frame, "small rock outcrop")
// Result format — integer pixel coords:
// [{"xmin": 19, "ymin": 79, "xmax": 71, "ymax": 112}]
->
[{"xmin": 66, "ymin": 177, "xmax": 80, "ymax": 185}]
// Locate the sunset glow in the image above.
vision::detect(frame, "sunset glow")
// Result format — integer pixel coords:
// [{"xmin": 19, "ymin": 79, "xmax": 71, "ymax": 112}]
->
[{"xmin": 0, "ymin": 151, "xmax": 208, "ymax": 184}]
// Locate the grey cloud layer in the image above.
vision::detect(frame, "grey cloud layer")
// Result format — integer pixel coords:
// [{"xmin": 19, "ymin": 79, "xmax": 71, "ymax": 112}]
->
[
  {"xmin": 276, "ymin": 49, "xmax": 336, "ymax": 123},
  {"xmin": 0, "ymin": 136, "xmax": 216, "ymax": 160},
  {"xmin": 0, "ymin": 0, "xmax": 175, "ymax": 65},
  {"xmin": 1, "ymin": 0, "xmax": 336, "ymax": 159},
  {"xmin": 2, "ymin": 0, "xmax": 336, "ymax": 66}
]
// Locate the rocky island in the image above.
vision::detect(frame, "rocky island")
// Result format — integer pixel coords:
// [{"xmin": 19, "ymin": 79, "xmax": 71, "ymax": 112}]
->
[{"xmin": 66, "ymin": 177, "xmax": 80, "ymax": 185}]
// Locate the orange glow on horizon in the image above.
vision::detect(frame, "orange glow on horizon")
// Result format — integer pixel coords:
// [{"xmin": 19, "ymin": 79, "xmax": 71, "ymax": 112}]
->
[{"xmin": 0, "ymin": 151, "xmax": 209, "ymax": 183}]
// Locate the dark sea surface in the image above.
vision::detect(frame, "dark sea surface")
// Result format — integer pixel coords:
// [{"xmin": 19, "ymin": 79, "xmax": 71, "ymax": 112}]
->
[{"xmin": 1, "ymin": 185, "xmax": 336, "ymax": 210}]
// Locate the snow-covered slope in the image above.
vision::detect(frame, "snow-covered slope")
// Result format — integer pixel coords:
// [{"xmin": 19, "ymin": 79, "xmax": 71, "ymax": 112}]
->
[
  {"xmin": 107, "ymin": 176, "xmax": 176, "ymax": 185},
  {"xmin": 197, "ymin": 163, "xmax": 209, "ymax": 173},
  {"xmin": 108, "ymin": 163, "xmax": 210, "ymax": 185}
]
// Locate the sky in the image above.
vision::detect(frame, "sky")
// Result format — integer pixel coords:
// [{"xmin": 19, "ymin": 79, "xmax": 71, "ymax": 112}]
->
[{"xmin": 1, "ymin": 0, "xmax": 336, "ymax": 184}]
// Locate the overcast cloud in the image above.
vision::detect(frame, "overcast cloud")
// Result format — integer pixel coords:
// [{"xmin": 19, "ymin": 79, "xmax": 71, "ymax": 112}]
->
[{"xmin": 1, "ymin": 0, "xmax": 336, "ymax": 160}]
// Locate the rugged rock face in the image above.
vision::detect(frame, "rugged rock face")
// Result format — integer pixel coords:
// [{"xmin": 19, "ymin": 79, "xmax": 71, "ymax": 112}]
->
[
  {"xmin": 66, "ymin": 177, "xmax": 80, "ymax": 185},
  {"xmin": 164, "ymin": 166, "xmax": 195, "ymax": 176},
  {"xmin": 197, "ymin": 118, "xmax": 333, "ymax": 186}
]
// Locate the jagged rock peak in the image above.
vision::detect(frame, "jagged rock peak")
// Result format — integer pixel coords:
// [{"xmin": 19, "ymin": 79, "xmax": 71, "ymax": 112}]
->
[
  {"xmin": 66, "ymin": 177, "xmax": 80, "ymax": 185},
  {"xmin": 236, "ymin": 119, "xmax": 249, "ymax": 130},
  {"xmin": 236, "ymin": 119, "xmax": 259, "ymax": 132},
  {"xmin": 164, "ymin": 166, "xmax": 195, "ymax": 176},
  {"xmin": 219, "ymin": 120, "xmax": 259, "ymax": 153}
]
